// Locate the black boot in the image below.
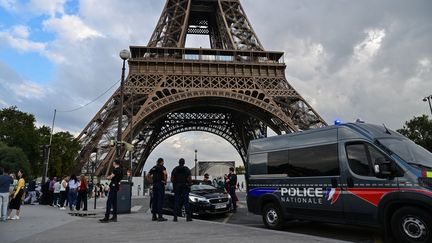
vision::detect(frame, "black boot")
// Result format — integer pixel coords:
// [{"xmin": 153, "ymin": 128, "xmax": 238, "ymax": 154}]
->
[
  {"xmin": 186, "ymin": 215, "xmax": 192, "ymax": 222},
  {"xmin": 173, "ymin": 216, "xmax": 178, "ymax": 222},
  {"xmin": 157, "ymin": 216, "xmax": 168, "ymax": 222},
  {"xmin": 109, "ymin": 216, "xmax": 117, "ymax": 222},
  {"xmin": 99, "ymin": 217, "xmax": 109, "ymax": 223},
  {"xmin": 152, "ymin": 214, "xmax": 157, "ymax": 221}
]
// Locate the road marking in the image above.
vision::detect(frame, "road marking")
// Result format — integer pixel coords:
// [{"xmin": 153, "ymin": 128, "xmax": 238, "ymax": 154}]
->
[
  {"xmin": 131, "ymin": 206, "xmax": 142, "ymax": 212},
  {"xmin": 223, "ymin": 213, "xmax": 234, "ymax": 224}
]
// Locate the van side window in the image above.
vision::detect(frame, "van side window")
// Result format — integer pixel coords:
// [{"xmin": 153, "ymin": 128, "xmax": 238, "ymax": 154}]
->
[
  {"xmin": 249, "ymin": 153, "xmax": 267, "ymax": 175},
  {"xmin": 346, "ymin": 143, "xmax": 374, "ymax": 176},
  {"xmin": 268, "ymin": 150, "xmax": 289, "ymax": 174},
  {"xmin": 288, "ymin": 144, "xmax": 339, "ymax": 177}
]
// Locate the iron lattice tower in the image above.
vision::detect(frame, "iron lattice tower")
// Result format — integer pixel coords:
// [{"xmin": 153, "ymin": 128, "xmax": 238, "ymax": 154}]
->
[{"xmin": 75, "ymin": 0, "xmax": 327, "ymax": 176}]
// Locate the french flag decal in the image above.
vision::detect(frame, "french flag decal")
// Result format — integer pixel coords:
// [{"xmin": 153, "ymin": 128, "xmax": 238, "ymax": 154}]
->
[{"xmin": 325, "ymin": 187, "xmax": 341, "ymax": 204}]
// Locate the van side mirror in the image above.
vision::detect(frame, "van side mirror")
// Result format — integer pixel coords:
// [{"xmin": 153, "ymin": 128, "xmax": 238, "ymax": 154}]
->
[{"xmin": 374, "ymin": 157, "xmax": 394, "ymax": 179}]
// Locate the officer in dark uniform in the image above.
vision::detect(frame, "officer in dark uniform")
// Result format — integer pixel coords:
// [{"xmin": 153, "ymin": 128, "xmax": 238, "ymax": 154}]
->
[
  {"xmin": 146, "ymin": 158, "xmax": 168, "ymax": 221},
  {"xmin": 171, "ymin": 158, "xmax": 192, "ymax": 222},
  {"xmin": 99, "ymin": 159, "xmax": 123, "ymax": 223},
  {"xmin": 226, "ymin": 167, "xmax": 238, "ymax": 212}
]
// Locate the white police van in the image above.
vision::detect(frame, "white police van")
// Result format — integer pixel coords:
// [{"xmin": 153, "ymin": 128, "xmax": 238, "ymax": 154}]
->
[{"xmin": 246, "ymin": 122, "xmax": 432, "ymax": 243}]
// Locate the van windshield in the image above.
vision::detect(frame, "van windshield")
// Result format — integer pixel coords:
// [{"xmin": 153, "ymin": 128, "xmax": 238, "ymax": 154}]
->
[{"xmin": 379, "ymin": 138, "xmax": 432, "ymax": 168}]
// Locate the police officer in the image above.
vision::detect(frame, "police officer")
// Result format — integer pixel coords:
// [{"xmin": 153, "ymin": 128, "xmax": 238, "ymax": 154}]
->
[
  {"xmin": 226, "ymin": 167, "xmax": 238, "ymax": 212},
  {"xmin": 99, "ymin": 159, "xmax": 123, "ymax": 223},
  {"xmin": 146, "ymin": 158, "xmax": 168, "ymax": 221},
  {"xmin": 171, "ymin": 158, "xmax": 192, "ymax": 222}
]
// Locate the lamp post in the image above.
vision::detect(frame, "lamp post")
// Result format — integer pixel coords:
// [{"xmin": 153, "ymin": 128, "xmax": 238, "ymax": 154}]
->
[
  {"xmin": 93, "ymin": 148, "xmax": 98, "ymax": 210},
  {"xmin": 194, "ymin": 149, "xmax": 198, "ymax": 180},
  {"xmin": 117, "ymin": 49, "xmax": 131, "ymax": 159},
  {"xmin": 423, "ymin": 95, "xmax": 432, "ymax": 116}
]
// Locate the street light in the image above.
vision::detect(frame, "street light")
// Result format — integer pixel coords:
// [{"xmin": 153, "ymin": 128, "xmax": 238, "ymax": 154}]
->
[
  {"xmin": 117, "ymin": 49, "xmax": 131, "ymax": 159},
  {"xmin": 423, "ymin": 95, "xmax": 432, "ymax": 116},
  {"xmin": 194, "ymin": 149, "xmax": 198, "ymax": 180}
]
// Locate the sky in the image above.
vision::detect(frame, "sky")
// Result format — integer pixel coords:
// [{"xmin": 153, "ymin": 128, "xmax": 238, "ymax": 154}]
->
[{"xmin": 0, "ymin": 0, "xmax": 431, "ymax": 173}]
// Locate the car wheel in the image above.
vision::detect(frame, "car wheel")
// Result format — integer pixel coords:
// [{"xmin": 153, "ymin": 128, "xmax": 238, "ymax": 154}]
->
[
  {"xmin": 262, "ymin": 203, "xmax": 284, "ymax": 230},
  {"xmin": 391, "ymin": 206, "xmax": 432, "ymax": 243}
]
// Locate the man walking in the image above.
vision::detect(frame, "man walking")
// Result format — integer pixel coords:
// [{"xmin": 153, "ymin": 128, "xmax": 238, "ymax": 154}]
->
[
  {"xmin": 0, "ymin": 168, "xmax": 13, "ymax": 222},
  {"xmin": 146, "ymin": 158, "xmax": 168, "ymax": 222},
  {"xmin": 171, "ymin": 158, "xmax": 192, "ymax": 222},
  {"xmin": 25, "ymin": 178, "xmax": 37, "ymax": 205},
  {"xmin": 226, "ymin": 167, "xmax": 238, "ymax": 212},
  {"xmin": 99, "ymin": 159, "xmax": 123, "ymax": 223}
]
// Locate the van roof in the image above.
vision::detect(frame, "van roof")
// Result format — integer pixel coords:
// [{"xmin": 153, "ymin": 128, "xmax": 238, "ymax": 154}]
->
[{"xmin": 248, "ymin": 122, "xmax": 405, "ymax": 153}]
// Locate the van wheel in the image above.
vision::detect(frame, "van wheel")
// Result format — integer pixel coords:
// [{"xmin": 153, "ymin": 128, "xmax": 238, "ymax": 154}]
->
[
  {"xmin": 391, "ymin": 207, "xmax": 432, "ymax": 243},
  {"xmin": 262, "ymin": 203, "xmax": 284, "ymax": 230}
]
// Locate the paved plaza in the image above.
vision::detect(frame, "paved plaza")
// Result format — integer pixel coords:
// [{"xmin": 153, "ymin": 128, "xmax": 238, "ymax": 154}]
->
[{"xmin": 0, "ymin": 197, "xmax": 349, "ymax": 243}]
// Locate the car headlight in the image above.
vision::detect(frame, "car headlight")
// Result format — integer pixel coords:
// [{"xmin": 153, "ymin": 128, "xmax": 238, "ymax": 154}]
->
[
  {"xmin": 189, "ymin": 195, "xmax": 207, "ymax": 203},
  {"xmin": 226, "ymin": 194, "xmax": 231, "ymax": 199}
]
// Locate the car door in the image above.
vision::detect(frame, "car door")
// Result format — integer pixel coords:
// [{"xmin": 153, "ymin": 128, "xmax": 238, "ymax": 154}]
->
[
  {"xmin": 163, "ymin": 183, "xmax": 175, "ymax": 211},
  {"xmin": 341, "ymin": 141, "xmax": 399, "ymax": 225}
]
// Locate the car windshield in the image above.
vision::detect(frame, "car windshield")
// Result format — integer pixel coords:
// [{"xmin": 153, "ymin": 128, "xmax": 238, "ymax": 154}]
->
[
  {"xmin": 191, "ymin": 184, "xmax": 216, "ymax": 191},
  {"xmin": 379, "ymin": 138, "xmax": 432, "ymax": 168}
]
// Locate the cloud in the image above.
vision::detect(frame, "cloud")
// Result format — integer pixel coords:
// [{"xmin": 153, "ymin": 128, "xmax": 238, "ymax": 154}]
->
[
  {"xmin": 9, "ymin": 82, "xmax": 47, "ymax": 99},
  {"xmin": 0, "ymin": 26, "xmax": 46, "ymax": 52},
  {"xmin": 42, "ymin": 14, "xmax": 103, "ymax": 42}
]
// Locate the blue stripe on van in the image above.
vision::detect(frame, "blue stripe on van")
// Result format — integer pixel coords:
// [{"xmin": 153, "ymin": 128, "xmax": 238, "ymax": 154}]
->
[{"xmin": 248, "ymin": 188, "xmax": 278, "ymax": 197}]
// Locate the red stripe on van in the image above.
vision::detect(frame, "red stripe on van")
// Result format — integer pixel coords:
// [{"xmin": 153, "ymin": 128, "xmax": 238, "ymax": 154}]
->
[{"xmin": 347, "ymin": 188, "xmax": 398, "ymax": 206}]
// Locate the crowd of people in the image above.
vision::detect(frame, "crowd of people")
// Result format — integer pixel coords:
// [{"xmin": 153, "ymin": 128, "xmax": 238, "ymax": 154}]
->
[
  {"xmin": 0, "ymin": 168, "xmax": 25, "ymax": 221},
  {"xmin": 1, "ymin": 159, "xmax": 241, "ymax": 224},
  {"xmin": 0, "ymin": 166, "xmax": 108, "ymax": 222}
]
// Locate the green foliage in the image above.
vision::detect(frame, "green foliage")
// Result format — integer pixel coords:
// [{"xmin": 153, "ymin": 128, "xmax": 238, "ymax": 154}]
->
[
  {"xmin": 0, "ymin": 142, "xmax": 31, "ymax": 178},
  {"xmin": 48, "ymin": 131, "xmax": 81, "ymax": 177},
  {"xmin": 0, "ymin": 106, "xmax": 82, "ymax": 177},
  {"xmin": 236, "ymin": 165, "xmax": 245, "ymax": 175},
  {"xmin": 397, "ymin": 115, "xmax": 432, "ymax": 152},
  {"xmin": 0, "ymin": 106, "xmax": 40, "ymax": 174}
]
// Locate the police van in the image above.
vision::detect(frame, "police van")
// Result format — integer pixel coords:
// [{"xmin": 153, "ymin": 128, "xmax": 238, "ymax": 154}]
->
[{"xmin": 246, "ymin": 122, "xmax": 432, "ymax": 243}]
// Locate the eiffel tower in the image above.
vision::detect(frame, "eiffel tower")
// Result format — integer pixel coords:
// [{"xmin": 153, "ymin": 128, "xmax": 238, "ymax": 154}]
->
[{"xmin": 75, "ymin": 0, "xmax": 327, "ymax": 176}]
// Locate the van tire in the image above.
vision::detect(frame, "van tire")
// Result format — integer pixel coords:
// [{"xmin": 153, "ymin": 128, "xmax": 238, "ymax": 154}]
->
[
  {"xmin": 391, "ymin": 206, "xmax": 432, "ymax": 243},
  {"xmin": 262, "ymin": 203, "xmax": 284, "ymax": 230}
]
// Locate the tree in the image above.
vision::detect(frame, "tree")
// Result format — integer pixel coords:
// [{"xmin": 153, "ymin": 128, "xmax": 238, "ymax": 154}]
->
[
  {"xmin": 397, "ymin": 115, "xmax": 432, "ymax": 152},
  {"xmin": 0, "ymin": 106, "xmax": 40, "ymax": 174},
  {"xmin": 48, "ymin": 132, "xmax": 81, "ymax": 177},
  {"xmin": 236, "ymin": 165, "xmax": 245, "ymax": 175},
  {"xmin": 0, "ymin": 142, "xmax": 31, "ymax": 177}
]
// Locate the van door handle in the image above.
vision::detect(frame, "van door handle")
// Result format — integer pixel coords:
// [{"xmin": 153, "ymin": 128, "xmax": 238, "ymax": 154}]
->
[
  {"xmin": 331, "ymin": 178, "xmax": 338, "ymax": 187},
  {"xmin": 347, "ymin": 177, "xmax": 354, "ymax": 188}
]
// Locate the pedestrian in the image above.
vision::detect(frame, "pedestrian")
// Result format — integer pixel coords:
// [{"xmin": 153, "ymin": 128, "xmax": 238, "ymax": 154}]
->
[
  {"xmin": 226, "ymin": 167, "xmax": 238, "ymax": 212},
  {"xmin": 67, "ymin": 174, "xmax": 78, "ymax": 211},
  {"xmin": 49, "ymin": 177, "xmax": 57, "ymax": 206},
  {"xmin": 53, "ymin": 179, "xmax": 61, "ymax": 207},
  {"xmin": 0, "ymin": 168, "xmax": 13, "ymax": 222},
  {"xmin": 171, "ymin": 158, "xmax": 192, "ymax": 222},
  {"xmin": 100, "ymin": 184, "xmax": 104, "ymax": 198},
  {"xmin": 76, "ymin": 174, "xmax": 88, "ymax": 211},
  {"xmin": 24, "ymin": 178, "xmax": 37, "ymax": 205},
  {"xmin": 104, "ymin": 183, "xmax": 109, "ymax": 197},
  {"xmin": 99, "ymin": 159, "xmax": 123, "ymax": 223},
  {"xmin": 203, "ymin": 173, "xmax": 211, "ymax": 185},
  {"xmin": 59, "ymin": 175, "xmax": 68, "ymax": 210},
  {"xmin": 146, "ymin": 158, "xmax": 168, "ymax": 222},
  {"xmin": 7, "ymin": 170, "xmax": 25, "ymax": 220}
]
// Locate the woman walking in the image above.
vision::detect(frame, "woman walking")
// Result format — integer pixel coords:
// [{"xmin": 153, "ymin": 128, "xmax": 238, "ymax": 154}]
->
[
  {"xmin": 75, "ymin": 175, "xmax": 88, "ymax": 211},
  {"xmin": 7, "ymin": 170, "xmax": 25, "ymax": 220},
  {"xmin": 67, "ymin": 175, "xmax": 78, "ymax": 211},
  {"xmin": 59, "ymin": 175, "xmax": 69, "ymax": 210}
]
